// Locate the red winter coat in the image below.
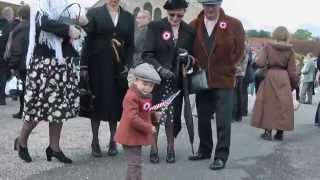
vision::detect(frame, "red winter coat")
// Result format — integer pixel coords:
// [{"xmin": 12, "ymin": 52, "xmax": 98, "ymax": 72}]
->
[{"xmin": 114, "ymin": 85, "xmax": 155, "ymax": 146}]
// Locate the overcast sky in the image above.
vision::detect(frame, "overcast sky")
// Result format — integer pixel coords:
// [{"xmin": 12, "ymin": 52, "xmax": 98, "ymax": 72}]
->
[{"xmin": 6, "ymin": 0, "xmax": 320, "ymax": 36}]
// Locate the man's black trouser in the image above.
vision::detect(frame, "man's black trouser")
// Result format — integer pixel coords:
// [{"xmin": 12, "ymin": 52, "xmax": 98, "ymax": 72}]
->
[
  {"xmin": 196, "ymin": 88, "xmax": 234, "ymax": 162},
  {"xmin": 233, "ymin": 76, "xmax": 244, "ymax": 119},
  {"xmin": 0, "ymin": 67, "xmax": 8, "ymax": 102}
]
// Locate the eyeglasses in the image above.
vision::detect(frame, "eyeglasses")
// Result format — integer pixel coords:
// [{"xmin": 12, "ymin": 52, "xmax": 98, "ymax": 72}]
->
[{"xmin": 168, "ymin": 13, "xmax": 184, "ymax": 18}]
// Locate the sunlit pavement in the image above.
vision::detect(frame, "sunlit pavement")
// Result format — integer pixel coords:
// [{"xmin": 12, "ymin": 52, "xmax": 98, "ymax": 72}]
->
[{"xmin": 1, "ymin": 95, "xmax": 320, "ymax": 180}]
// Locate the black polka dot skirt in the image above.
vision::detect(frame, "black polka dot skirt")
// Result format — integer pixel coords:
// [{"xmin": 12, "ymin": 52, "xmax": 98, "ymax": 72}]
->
[
  {"xmin": 160, "ymin": 79, "xmax": 175, "ymax": 124},
  {"xmin": 23, "ymin": 57, "xmax": 79, "ymax": 123}
]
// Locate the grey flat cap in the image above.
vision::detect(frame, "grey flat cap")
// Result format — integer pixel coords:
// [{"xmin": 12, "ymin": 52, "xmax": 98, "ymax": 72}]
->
[
  {"xmin": 133, "ymin": 63, "xmax": 162, "ymax": 85},
  {"xmin": 198, "ymin": 0, "xmax": 222, "ymax": 5}
]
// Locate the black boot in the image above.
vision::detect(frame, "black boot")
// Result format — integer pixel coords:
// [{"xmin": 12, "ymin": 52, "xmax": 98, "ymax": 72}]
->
[
  {"xmin": 14, "ymin": 138, "xmax": 32, "ymax": 162},
  {"xmin": 260, "ymin": 129, "xmax": 272, "ymax": 141},
  {"xmin": 46, "ymin": 147, "xmax": 72, "ymax": 164},
  {"xmin": 274, "ymin": 130, "xmax": 283, "ymax": 141}
]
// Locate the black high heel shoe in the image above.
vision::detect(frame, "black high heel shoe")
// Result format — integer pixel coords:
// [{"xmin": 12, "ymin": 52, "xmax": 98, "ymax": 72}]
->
[
  {"xmin": 166, "ymin": 150, "xmax": 176, "ymax": 163},
  {"xmin": 14, "ymin": 138, "xmax": 32, "ymax": 163},
  {"xmin": 150, "ymin": 151, "xmax": 160, "ymax": 164},
  {"xmin": 46, "ymin": 147, "xmax": 72, "ymax": 164},
  {"xmin": 107, "ymin": 142, "xmax": 118, "ymax": 156}
]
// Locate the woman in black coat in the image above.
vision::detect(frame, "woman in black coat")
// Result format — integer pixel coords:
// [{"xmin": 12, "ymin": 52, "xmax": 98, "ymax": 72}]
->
[
  {"xmin": 143, "ymin": 0, "xmax": 195, "ymax": 163},
  {"xmin": 81, "ymin": 0, "xmax": 134, "ymax": 157}
]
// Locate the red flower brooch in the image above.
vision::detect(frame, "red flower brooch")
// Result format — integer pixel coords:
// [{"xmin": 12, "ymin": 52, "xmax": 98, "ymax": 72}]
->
[
  {"xmin": 219, "ymin": 21, "xmax": 228, "ymax": 30},
  {"xmin": 162, "ymin": 31, "xmax": 172, "ymax": 41},
  {"xmin": 142, "ymin": 101, "xmax": 152, "ymax": 111}
]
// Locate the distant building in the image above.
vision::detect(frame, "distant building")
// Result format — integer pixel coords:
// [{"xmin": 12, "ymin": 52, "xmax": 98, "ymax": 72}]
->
[
  {"xmin": 248, "ymin": 37, "xmax": 320, "ymax": 56},
  {"xmin": 92, "ymin": 0, "xmax": 202, "ymax": 22},
  {"xmin": 0, "ymin": 1, "xmax": 21, "ymax": 14}
]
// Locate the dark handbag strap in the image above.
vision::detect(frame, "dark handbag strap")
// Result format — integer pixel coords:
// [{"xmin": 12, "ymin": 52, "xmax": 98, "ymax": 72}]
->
[{"xmin": 58, "ymin": 3, "xmax": 81, "ymax": 22}]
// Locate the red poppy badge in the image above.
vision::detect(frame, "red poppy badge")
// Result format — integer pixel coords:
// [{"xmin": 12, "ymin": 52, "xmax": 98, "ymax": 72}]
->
[
  {"xmin": 162, "ymin": 31, "xmax": 172, "ymax": 41},
  {"xmin": 219, "ymin": 21, "xmax": 228, "ymax": 30}
]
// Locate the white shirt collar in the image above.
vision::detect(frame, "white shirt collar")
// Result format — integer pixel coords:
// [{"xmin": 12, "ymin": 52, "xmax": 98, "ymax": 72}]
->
[{"xmin": 204, "ymin": 16, "xmax": 218, "ymax": 37}]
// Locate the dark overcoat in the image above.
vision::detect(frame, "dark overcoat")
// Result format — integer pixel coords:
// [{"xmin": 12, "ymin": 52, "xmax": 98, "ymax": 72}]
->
[
  {"xmin": 143, "ymin": 18, "xmax": 195, "ymax": 136},
  {"xmin": 81, "ymin": 5, "xmax": 134, "ymax": 122}
]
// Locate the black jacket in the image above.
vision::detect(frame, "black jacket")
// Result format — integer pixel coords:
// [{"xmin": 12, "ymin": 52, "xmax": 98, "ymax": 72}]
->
[
  {"xmin": 143, "ymin": 18, "xmax": 195, "ymax": 137},
  {"xmin": 33, "ymin": 14, "xmax": 78, "ymax": 59},
  {"xmin": 81, "ymin": 5, "xmax": 134, "ymax": 121},
  {"xmin": 9, "ymin": 21, "xmax": 30, "ymax": 71},
  {"xmin": 0, "ymin": 18, "xmax": 10, "ymax": 68},
  {"xmin": 143, "ymin": 18, "xmax": 195, "ymax": 73}
]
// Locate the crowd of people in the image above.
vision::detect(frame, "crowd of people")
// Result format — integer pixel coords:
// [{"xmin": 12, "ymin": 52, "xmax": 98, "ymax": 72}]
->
[{"xmin": 0, "ymin": 0, "xmax": 319, "ymax": 179}]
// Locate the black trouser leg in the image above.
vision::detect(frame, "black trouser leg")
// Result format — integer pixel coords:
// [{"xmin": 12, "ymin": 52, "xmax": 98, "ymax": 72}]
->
[
  {"xmin": 255, "ymin": 78, "xmax": 262, "ymax": 94},
  {"xmin": 195, "ymin": 91, "xmax": 215, "ymax": 156},
  {"xmin": 306, "ymin": 82, "xmax": 313, "ymax": 104},
  {"xmin": 214, "ymin": 89, "xmax": 233, "ymax": 162},
  {"xmin": 19, "ymin": 72, "xmax": 27, "ymax": 114},
  {"xmin": 295, "ymin": 87, "xmax": 300, "ymax": 101},
  {"xmin": 242, "ymin": 81, "xmax": 249, "ymax": 116},
  {"xmin": 233, "ymin": 77, "xmax": 243, "ymax": 120},
  {"xmin": 0, "ymin": 68, "xmax": 7, "ymax": 103}
]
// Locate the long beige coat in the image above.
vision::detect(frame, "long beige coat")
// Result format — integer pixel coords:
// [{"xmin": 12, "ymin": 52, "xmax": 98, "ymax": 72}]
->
[{"xmin": 251, "ymin": 42, "xmax": 298, "ymax": 131}]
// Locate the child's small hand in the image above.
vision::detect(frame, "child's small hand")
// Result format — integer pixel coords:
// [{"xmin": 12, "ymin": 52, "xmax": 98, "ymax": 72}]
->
[
  {"xmin": 154, "ymin": 112, "xmax": 162, "ymax": 122},
  {"xmin": 152, "ymin": 126, "xmax": 157, "ymax": 133}
]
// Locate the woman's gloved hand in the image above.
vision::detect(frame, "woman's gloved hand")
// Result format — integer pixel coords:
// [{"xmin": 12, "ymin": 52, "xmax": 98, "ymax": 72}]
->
[
  {"xmin": 78, "ymin": 15, "xmax": 89, "ymax": 26},
  {"xmin": 69, "ymin": 25, "xmax": 81, "ymax": 39},
  {"xmin": 158, "ymin": 67, "xmax": 175, "ymax": 79}
]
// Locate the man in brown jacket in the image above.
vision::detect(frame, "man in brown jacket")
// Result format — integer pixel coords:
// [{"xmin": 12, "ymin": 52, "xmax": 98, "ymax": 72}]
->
[{"xmin": 188, "ymin": 0, "xmax": 245, "ymax": 170}]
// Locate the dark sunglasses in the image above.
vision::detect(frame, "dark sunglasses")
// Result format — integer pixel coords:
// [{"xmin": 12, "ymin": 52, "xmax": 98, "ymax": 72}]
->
[{"xmin": 168, "ymin": 13, "xmax": 184, "ymax": 18}]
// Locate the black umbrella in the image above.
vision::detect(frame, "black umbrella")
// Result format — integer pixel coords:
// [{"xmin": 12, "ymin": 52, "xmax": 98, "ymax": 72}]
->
[{"xmin": 181, "ymin": 65, "xmax": 195, "ymax": 155}]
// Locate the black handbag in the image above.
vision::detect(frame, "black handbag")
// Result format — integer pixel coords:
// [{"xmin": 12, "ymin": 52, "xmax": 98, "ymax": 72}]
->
[
  {"xmin": 79, "ymin": 73, "xmax": 95, "ymax": 118},
  {"xmin": 189, "ymin": 69, "xmax": 209, "ymax": 93}
]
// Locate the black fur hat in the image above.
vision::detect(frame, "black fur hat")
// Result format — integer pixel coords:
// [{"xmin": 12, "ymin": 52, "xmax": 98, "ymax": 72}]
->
[{"xmin": 163, "ymin": 0, "xmax": 189, "ymax": 10}]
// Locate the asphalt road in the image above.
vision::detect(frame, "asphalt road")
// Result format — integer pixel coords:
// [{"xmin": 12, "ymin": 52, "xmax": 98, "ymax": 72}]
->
[{"xmin": 1, "ymin": 95, "xmax": 320, "ymax": 180}]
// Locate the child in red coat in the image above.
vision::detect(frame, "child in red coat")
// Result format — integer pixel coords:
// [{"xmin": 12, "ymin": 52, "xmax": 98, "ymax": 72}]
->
[{"xmin": 115, "ymin": 63, "xmax": 161, "ymax": 180}]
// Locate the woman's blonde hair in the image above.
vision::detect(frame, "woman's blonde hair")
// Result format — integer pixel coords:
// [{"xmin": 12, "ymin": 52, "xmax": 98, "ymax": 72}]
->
[{"xmin": 272, "ymin": 26, "xmax": 290, "ymax": 42}]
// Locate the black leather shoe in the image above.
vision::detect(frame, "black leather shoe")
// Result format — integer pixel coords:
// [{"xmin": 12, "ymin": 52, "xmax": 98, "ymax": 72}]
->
[
  {"xmin": 91, "ymin": 143, "xmax": 102, "ymax": 157},
  {"xmin": 209, "ymin": 159, "xmax": 226, "ymax": 170},
  {"xmin": 14, "ymin": 138, "xmax": 32, "ymax": 163},
  {"xmin": 188, "ymin": 152, "xmax": 211, "ymax": 161},
  {"xmin": 150, "ymin": 152, "xmax": 160, "ymax": 164},
  {"xmin": 166, "ymin": 151, "xmax": 175, "ymax": 163},
  {"xmin": 46, "ymin": 147, "xmax": 72, "ymax": 164},
  {"xmin": 0, "ymin": 100, "xmax": 6, "ymax": 105},
  {"xmin": 107, "ymin": 142, "xmax": 118, "ymax": 156},
  {"xmin": 12, "ymin": 112, "xmax": 22, "ymax": 119}
]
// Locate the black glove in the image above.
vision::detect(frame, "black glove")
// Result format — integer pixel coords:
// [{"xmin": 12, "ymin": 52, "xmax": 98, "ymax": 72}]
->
[
  {"xmin": 158, "ymin": 67, "xmax": 175, "ymax": 79},
  {"xmin": 177, "ymin": 55, "xmax": 190, "ymax": 65}
]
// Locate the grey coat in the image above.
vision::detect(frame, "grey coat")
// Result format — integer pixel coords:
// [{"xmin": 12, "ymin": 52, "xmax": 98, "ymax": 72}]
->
[
  {"xmin": 301, "ymin": 57, "xmax": 316, "ymax": 83},
  {"xmin": 133, "ymin": 25, "xmax": 148, "ymax": 67}
]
